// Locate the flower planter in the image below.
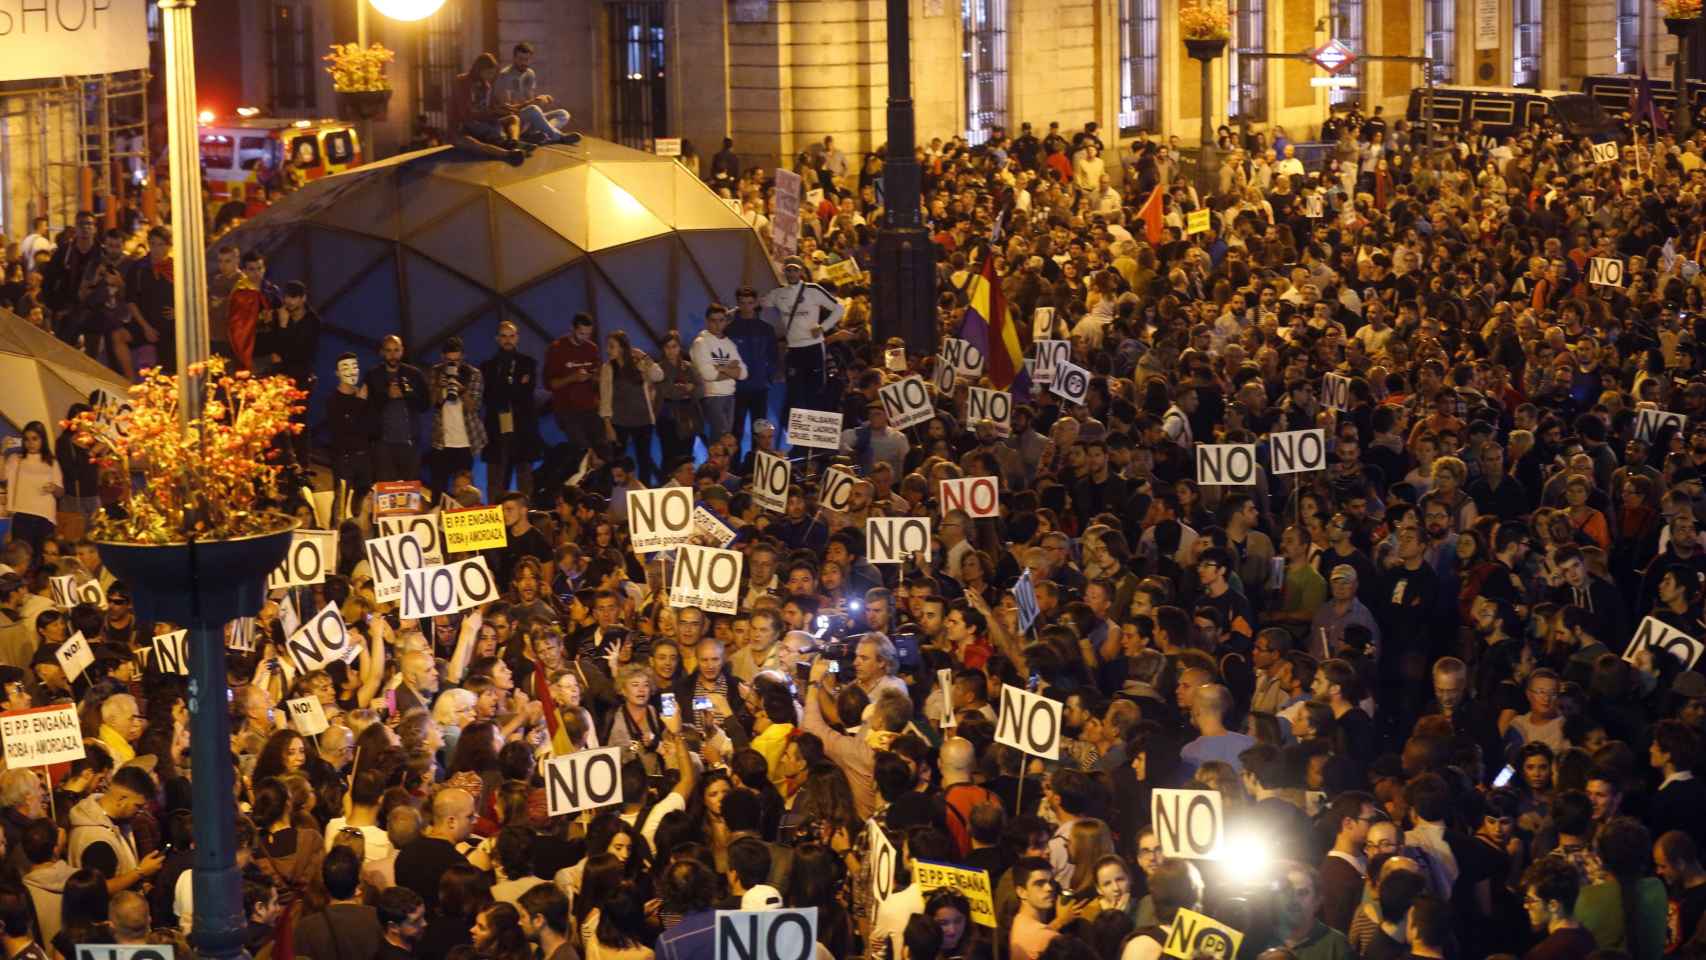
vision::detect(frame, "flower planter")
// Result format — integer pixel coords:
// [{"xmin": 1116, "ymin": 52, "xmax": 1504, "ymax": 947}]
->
[
  {"xmin": 96, "ymin": 514, "xmax": 296, "ymax": 625},
  {"xmin": 337, "ymin": 89, "xmax": 393, "ymax": 122},
  {"xmin": 1185, "ymin": 37, "xmax": 1228, "ymax": 61}
]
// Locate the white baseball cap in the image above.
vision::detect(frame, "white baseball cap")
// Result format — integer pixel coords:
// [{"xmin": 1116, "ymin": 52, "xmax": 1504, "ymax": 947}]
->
[{"xmin": 741, "ymin": 885, "xmax": 783, "ymax": 910}]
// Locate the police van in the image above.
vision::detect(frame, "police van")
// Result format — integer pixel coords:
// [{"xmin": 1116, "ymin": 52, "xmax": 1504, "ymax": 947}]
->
[
  {"xmin": 1405, "ymin": 85, "xmax": 1618, "ymax": 140},
  {"xmin": 1580, "ymin": 73, "xmax": 1706, "ymax": 122}
]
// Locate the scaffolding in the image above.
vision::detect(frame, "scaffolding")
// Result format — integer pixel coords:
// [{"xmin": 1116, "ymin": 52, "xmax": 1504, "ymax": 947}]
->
[{"xmin": 0, "ymin": 68, "xmax": 153, "ymax": 240}]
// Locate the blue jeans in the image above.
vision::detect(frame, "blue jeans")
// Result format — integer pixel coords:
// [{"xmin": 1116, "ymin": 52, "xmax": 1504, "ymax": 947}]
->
[
  {"xmin": 702, "ymin": 396, "xmax": 736, "ymax": 446},
  {"xmin": 517, "ymin": 105, "xmax": 571, "ymax": 141}
]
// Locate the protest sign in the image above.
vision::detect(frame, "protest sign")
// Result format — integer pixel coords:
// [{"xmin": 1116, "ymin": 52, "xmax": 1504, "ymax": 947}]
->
[
  {"xmin": 285, "ymin": 697, "xmax": 329, "ymax": 737},
  {"xmin": 441, "ymin": 505, "xmax": 507, "ymax": 553},
  {"xmin": 1, "ymin": 704, "xmax": 83, "ymax": 770},
  {"xmin": 911, "ymin": 861, "xmax": 996, "ymax": 926},
  {"xmin": 543, "ymin": 747, "xmax": 625, "ymax": 816},
  {"xmin": 786, "ymin": 409, "xmax": 843, "ymax": 450},
  {"xmin": 670, "ymin": 545, "xmax": 743, "ymax": 614}
]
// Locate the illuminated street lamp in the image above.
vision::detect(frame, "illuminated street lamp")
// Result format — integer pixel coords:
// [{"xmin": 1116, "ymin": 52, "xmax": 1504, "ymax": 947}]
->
[{"xmin": 368, "ymin": 0, "xmax": 448, "ymax": 19}]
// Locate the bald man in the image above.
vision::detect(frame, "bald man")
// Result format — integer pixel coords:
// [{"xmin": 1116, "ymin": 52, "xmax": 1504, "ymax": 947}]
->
[
  {"xmin": 1180, "ymin": 684, "xmax": 1256, "ymax": 775},
  {"xmin": 111, "ymin": 891, "xmax": 150, "ymax": 944},
  {"xmin": 394, "ymin": 788, "xmax": 473, "ymax": 910},
  {"xmin": 363, "ymin": 334, "xmax": 431, "ymax": 483},
  {"xmin": 941, "ymin": 737, "xmax": 1000, "ymax": 858},
  {"xmin": 395, "ymin": 650, "xmax": 440, "ymax": 715}
]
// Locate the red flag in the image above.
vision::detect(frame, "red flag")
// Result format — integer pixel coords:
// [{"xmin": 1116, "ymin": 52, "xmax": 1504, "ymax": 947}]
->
[{"xmin": 1138, "ymin": 183, "xmax": 1165, "ymax": 247}]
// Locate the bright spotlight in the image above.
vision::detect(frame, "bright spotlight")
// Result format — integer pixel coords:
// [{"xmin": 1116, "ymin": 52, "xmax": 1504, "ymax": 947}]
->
[
  {"xmin": 197, "ymin": 110, "xmax": 214, "ymax": 124},
  {"xmin": 368, "ymin": 0, "xmax": 448, "ymax": 21}
]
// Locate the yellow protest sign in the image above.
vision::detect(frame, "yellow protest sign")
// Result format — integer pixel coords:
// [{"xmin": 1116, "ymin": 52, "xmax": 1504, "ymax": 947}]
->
[
  {"xmin": 1163, "ymin": 907, "xmax": 1242, "ymax": 960},
  {"xmin": 1186, "ymin": 208, "xmax": 1211, "ymax": 236},
  {"xmin": 441, "ymin": 505, "xmax": 507, "ymax": 553},
  {"xmin": 911, "ymin": 860, "xmax": 995, "ymax": 927}
]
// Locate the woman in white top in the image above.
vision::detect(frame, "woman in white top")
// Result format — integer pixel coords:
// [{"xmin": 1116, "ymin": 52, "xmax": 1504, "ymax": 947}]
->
[{"xmin": 2, "ymin": 421, "xmax": 63, "ymax": 556}]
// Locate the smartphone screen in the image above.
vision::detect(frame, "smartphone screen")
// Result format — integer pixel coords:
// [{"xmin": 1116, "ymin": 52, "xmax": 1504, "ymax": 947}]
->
[
  {"xmin": 828, "ymin": 661, "xmax": 840, "ymax": 674},
  {"xmin": 1493, "ymin": 765, "xmax": 1515, "ymax": 788},
  {"xmin": 660, "ymin": 693, "xmax": 677, "ymax": 718},
  {"xmin": 692, "ymin": 695, "xmax": 714, "ymax": 712}
]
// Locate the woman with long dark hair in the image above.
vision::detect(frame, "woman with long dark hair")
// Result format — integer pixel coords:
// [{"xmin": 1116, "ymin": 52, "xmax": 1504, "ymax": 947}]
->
[
  {"xmin": 52, "ymin": 868, "xmax": 115, "ymax": 960},
  {"xmin": 420, "ymin": 864, "xmax": 492, "ymax": 960},
  {"xmin": 3, "ymin": 420, "xmax": 62, "ymax": 559},
  {"xmin": 600, "ymin": 330, "xmax": 664, "ymax": 485}
]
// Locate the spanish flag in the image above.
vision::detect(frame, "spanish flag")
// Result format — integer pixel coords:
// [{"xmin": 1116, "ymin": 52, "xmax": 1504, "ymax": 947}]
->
[{"xmin": 958, "ymin": 253, "xmax": 1023, "ymax": 388}]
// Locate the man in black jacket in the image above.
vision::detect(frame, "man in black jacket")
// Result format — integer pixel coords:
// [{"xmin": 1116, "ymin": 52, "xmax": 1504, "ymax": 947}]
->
[
  {"xmin": 329, "ymin": 353, "xmax": 377, "ymax": 518},
  {"xmin": 481, "ymin": 321, "xmax": 541, "ymax": 501},
  {"xmin": 363, "ymin": 335, "xmax": 431, "ymax": 483}
]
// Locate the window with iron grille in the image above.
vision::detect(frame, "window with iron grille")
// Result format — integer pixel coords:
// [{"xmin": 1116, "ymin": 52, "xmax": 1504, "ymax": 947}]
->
[
  {"xmin": 962, "ymin": 0, "xmax": 1007, "ymax": 145},
  {"xmin": 1616, "ymin": 0, "xmax": 1642, "ymax": 74},
  {"xmin": 1329, "ymin": 0, "xmax": 1363, "ymax": 108},
  {"xmin": 1118, "ymin": 0, "xmax": 1159, "ymax": 136},
  {"xmin": 1230, "ymin": 0, "xmax": 1265, "ymax": 123},
  {"xmin": 610, "ymin": 1, "xmax": 669, "ymax": 148},
  {"xmin": 1513, "ymin": 0, "xmax": 1542, "ymax": 88},
  {"xmin": 413, "ymin": 0, "xmax": 463, "ymax": 134},
  {"xmin": 1423, "ymin": 0, "xmax": 1455, "ymax": 84},
  {"xmin": 268, "ymin": 3, "xmax": 316, "ymax": 112}
]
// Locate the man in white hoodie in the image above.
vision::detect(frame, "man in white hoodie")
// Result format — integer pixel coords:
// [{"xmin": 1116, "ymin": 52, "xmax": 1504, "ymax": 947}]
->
[
  {"xmin": 691, "ymin": 303, "xmax": 748, "ymax": 447},
  {"xmin": 67, "ymin": 766, "xmax": 162, "ymax": 889}
]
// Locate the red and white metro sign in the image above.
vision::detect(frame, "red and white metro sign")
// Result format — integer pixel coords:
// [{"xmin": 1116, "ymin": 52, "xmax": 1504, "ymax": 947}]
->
[{"xmin": 1311, "ymin": 39, "xmax": 1357, "ymax": 75}]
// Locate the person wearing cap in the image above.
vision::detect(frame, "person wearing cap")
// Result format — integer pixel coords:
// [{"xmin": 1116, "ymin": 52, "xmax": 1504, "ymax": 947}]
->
[
  {"xmin": 735, "ymin": 420, "xmax": 779, "ymax": 477},
  {"xmin": 1309, "ymin": 563, "xmax": 1380, "ymax": 661},
  {"xmin": 726, "ymin": 286, "xmax": 780, "ymax": 455},
  {"xmin": 759, "ymin": 256, "xmax": 844, "ymax": 415}
]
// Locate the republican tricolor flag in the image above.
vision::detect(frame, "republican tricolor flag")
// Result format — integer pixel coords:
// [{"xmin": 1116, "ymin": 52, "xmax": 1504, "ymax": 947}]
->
[{"xmin": 957, "ymin": 253, "xmax": 1023, "ymax": 388}]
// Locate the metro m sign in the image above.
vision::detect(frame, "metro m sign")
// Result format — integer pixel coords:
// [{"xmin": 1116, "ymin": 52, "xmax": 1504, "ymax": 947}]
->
[{"xmin": 940, "ymin": 476, "xmax": 999, "ymax": 518}]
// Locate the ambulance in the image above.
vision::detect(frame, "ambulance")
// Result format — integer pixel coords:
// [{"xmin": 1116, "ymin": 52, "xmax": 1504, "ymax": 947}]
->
[{"xmin": 199, "ymin": 116, "xmax": 364, "ymax": 203}]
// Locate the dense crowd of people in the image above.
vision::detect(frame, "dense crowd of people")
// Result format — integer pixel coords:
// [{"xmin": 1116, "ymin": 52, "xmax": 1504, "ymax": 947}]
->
[{"xmin": 10, "ymin": 60, "xmax": 1706, "ymax": 960}]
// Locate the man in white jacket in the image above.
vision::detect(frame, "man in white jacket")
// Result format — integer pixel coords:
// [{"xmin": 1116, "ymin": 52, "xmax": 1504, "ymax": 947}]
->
[{"xmin": 691, "ymin": 303, "xmax": 748, "ymax": 446}]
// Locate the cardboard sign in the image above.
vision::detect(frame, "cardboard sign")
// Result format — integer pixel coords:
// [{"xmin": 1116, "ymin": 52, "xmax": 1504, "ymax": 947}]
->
[
  {"xmin": 866, "ymin": 517, "xmax": 932, "ymax": 565},
  {"xmin": 375, "ymin": 513, "xmax": 445, "ymax": 566},
  {"xmin": 1032, "ymin": 307, "xmax": 1055, "ymax": 341},
  {"xmin": 542, "ymin": 746, "xmax": 626, "ymax": 816},
  {"xmin": 441, "ymin": 505, "xmax": 508, "ymax": 553},
  {"xmin": 669, "ymin": 544, "xmax": 744, "ymax": 614},
  {"xmin": 715, "ymin": 908, "xmax": 819, "ymax": 960},
  {"xmin": 933, "ymin": 358, "xmax": 957, "ymax": 394},
  {"xmin": 283, "ymin": 603, "xmax": 357, "ymax": 673},
  {"xmin": 994, "ymin": 685, "xmax": 1061, "ymax": 759},
  {"xmin": 365, "ymin": 529, "xmax": 432, "ymax": 603},
  {"xmin": 49, "ymin": 576, "xmax": 104, "ymax": 610},
  {"xmin": 1636, "ymin": 408, "xmax": 1688, "ymax": 444},
  {"xmin": 1304, "ymin": 193, "xmax": 1325, "ymax": 218},
  {"xmin": 1195, "ymin": 443, "xmax": 1259, "ymax": 485},
  {"xmin": 372, "ymin": 481, "xmax": 427, "ymax": 517},
  {"xmin": 1591, "ymin": 140, "xmax": 1619, "ymax": 164},
  {"xmin": 1049, "ymin": 359, "xmax": 1091, "ymax": 406},
  {"xmin": 76, "ymin": 946, "xmax": 176, "ymax": 960},
  {"xmin": 1624, "ymin": 615, "xmax": 1706, "ymax": 670},
  {"xmin": 267, "ymin": 529, "xmax": 336, "ymax": 590},
  {"xmin": 55, "ymin": 632, "xmax": 94, "ymax": 683},
  {"xmin": 1269, "ymin": 429, "xmax": 1327, "ymax": 475},
  {"xmin": 911, "ymin": 861, "xmax": 995, "ymax": 927},
  {"xmin": 1322, "ymin": 372, "xmax": 1351, "ymax": 411},
  {"xmin": 869, "ymin": 819, "xmax": 899, "ymax": 903},
  {"xmin": 1162, "ymin": 908, "xmax": 1242, "ymax": 960},
  {"xmin": 1587, "ymin": 257, "xmax": 1625, "ymax": 288},
  {"xmin": 1186, "ymin": 208, "xmax": 1211, "ymax": 235},
  {"xmin": 940, "ymin": 338, "xmax": 985, "ymax": 378},
  {"xmin": 750, "ymin": 450, "xmax": 790, "ymax": 514},
  {"xmin": 227, "ymin": 617, "xmax": 256, "ymax": 652},
  {"xmin": 401, "ymin": 565, "xmax": 462, "ymax": 621},
  {"xmin": 965, "ymin": 387, "xmax": 1011, "ymax": 436},
  {"xmin": 819, "ymin": 466, "xmax": 859, "ymax": 513},
  {"xmin": 1013, "ymin": 572, "xmax": 1040, "ymax": 633},
  {"xmin": 787, "ymin": 408, "xmax": 843, "ymax": 450},
  {"xmin": 1032, "ymin": 339, "xmax": 1070, "ymax": 386},
  {"xmin": 885, "ymin": 347, "xmax": 908, "ymax": 373},
  {"xmin": 627, "ymin": 487, "xmax": 696, "ymax": 552},
  {"xmin": 878, "ymin": 375, "xmax": 935, "ymax": 430},
  {"xmin": 940, "ymin": 477, "xmax": 999, "ymax": 518},
  {"xmin": 151, "ymin": 630, "xmax": 190, "ymax": 676},
  {"xmin": 448, "ymin": 556, "xmax": 500, "ymax": 609},
  {"xmin": 692, "ymin": 506, "xmax": 739, "ymax": 547},
  {"xmin": 285, "ymin": 696, "xmax": 329, "ymax": 737},
  {"xmin": 1152, "ymin": 788, "xmax": 1225, "ymax": 859},
  {"xmin": 1, "ymin": 704, "xmax": 84, "ymax": 770}
]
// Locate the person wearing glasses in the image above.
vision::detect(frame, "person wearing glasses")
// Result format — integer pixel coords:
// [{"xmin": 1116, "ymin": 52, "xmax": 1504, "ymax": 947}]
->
[
  {"xmin": 1506, "ymin": 668, "xmax": 1567, "ymax": 755},
  {"xmin": 1319, "ymin": 790, "xmax": 1381, "ymax": 933},
  {"xmin": 1520, "ymin": 858, "xmax": 1596, "ymax": 960}
]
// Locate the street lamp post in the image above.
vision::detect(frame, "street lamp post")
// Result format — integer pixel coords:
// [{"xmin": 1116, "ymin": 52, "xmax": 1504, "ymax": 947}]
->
[
  {"xmin": 1186, "ymin": 37, "xmax": 1229, "ymax": 202},
  {"xmin": 872, "ymin": 0, "xmax": 937, "ymax": 355},
  {"xmin": 158, "ymin": 4, "xmax": 250, "ymax": 960}
]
